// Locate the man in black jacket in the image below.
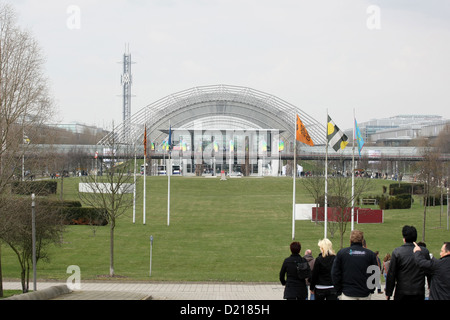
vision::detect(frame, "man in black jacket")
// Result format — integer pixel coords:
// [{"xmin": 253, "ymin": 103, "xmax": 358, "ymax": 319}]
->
[
  {"xmin": 413, "ymin": 241, "xmax": 450, "ymax": 300},
  {"xmin": 385, "ymin": 225, "xmax": 430, "ymax": 300},
  {"xmin": 331, "ymin": 230, "xmax": 378, "ymax": 300}
]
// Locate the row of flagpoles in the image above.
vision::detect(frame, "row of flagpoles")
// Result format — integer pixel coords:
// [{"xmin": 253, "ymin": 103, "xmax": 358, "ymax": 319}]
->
[
  {"xmin": 133, "ymin": 121, "xmax": 173, "ymax": 226},
  {"xmin": 134, "ymin": 112, "xmax": 365, "ymax": 239},
  {"xmin": 137, "ymin": 121, "xmax": 173, "ymax": 227},
  {"xmin": 292, "ymin": 110, "xmax": 365, "ymax": 240}
]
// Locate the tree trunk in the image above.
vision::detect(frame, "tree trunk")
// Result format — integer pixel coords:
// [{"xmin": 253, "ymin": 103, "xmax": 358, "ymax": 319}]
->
[
  {"xmin": 0, "ymin": 244, "xmax": 3, "ymax": 297},
  {"xmin": 109, "ymin": 220, "xmax": 115, "ymax": 277},
  {"xmin": 21, "ymin": 265, "xmax": 27, "ymax": 293},
  {"xmin": 60, "ymin": 175, "xmax": 64, "ymax": 201},
  {"xmin": 423, "ymin": 188, "xmax": 428, "ymax": 242}
]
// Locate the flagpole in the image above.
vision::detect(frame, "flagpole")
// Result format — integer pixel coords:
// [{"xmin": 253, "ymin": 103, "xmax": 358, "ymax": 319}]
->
[
  {"xmin": 292, "ymin": 115, "xmax": 296, "ymax": 240},
  {"xmin": 324, "ymin": 110, "xmax": 328, "ymax": 239},
  {"xmin": 143, "ymin": 125, "xmax": 147, "ymax": 225},
  {"xmin": 351, "ymin": 109, "xmax": 356, "ymax": 231},
  {"xmin": 167, "ymin": 120, "xmax": 171, "ymax": 226},
  {"xmin": 168, "ymin": 151, "xmax": 171, "ymax": 226},
  {"xmin": 133, "ymin": 143, "xmax": 136, "ymax": 224}
]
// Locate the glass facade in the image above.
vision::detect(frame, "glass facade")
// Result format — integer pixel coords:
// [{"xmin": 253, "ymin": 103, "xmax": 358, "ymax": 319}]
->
[{"xmin": 155, "ymin": 128, "xmax": 283, "ymax": 176}]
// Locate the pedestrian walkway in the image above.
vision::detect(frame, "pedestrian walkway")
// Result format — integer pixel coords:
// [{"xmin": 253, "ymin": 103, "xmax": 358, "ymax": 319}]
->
[
  {"xmin": 3, "ymin": 281, "xmax": 285, "ymax": 300},
  {"xmin": 3, "ymin": 281, "xmax": 387, "ymax": 300}
]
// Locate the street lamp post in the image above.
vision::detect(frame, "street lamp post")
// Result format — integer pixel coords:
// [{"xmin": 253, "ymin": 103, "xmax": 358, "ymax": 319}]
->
[
  {"xmin": 31, "ymin": 193, "xmax": 37, "ymax": 291},
  {"xmin": 149, "ymin": 235, "xmax": 153, "ymax": 277}
]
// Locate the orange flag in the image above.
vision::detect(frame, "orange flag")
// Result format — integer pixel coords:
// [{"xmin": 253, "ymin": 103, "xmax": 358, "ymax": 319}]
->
[
  {"xmin": 144, "ymin": 125, "xmax": 147, "ymax": 157},
  {"xmin": 296, "ymin": 115, "xmax": 314, "ymax": 146}
]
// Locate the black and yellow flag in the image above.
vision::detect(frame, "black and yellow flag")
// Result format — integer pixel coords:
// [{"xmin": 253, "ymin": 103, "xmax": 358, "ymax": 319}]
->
[
  {"xmin": 296, "ymin": 115, "xmax": 314, "ymax": 146},
  {"xmin": 327, "ymin": 115, "xmax": 348, "ymax": 151}
]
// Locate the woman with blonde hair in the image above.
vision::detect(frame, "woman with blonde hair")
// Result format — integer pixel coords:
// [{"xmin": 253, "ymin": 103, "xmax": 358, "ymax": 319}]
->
[{"xmin": 310, "ymin": 238, "xmax": 338, "ymax": 300}]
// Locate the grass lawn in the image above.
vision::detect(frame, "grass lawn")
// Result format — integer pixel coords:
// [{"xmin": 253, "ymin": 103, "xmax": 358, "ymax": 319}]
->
[{"xmin": 1, "ymin": 176, "xmax": 449, "ymax": 283}]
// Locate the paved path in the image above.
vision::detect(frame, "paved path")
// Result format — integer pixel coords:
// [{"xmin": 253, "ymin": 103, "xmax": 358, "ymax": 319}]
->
[
  {"xmin": 3, "ymin": 281, "xmax": 387, "ymax": 300},
  {"xmin": 4, "ymin": 281, "xmax": 284, "ymax": 300}
]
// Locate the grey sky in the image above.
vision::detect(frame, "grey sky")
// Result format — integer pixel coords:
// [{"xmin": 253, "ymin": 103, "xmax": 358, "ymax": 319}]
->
[{"xmin": 8, "ymin": 0, "xmax": 450, "ymax": 131}]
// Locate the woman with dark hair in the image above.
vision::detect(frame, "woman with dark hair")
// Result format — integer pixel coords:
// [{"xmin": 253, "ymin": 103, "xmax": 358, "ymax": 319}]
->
[{"xmin": 279, "ymin": 241, "xmax": 308, "ymax": 300}]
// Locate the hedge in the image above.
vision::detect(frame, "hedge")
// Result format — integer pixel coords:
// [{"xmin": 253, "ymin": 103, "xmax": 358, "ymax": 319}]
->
[
  {"xmin": 61, "ymin": 207, "xmax": 108, "ymax": 226},
  {"xmin": 378, "ymin": 194, "xmax": 412, "ymax": 210},
  {"xmin": 423, "ymin": 195, "xmax": 448, "ymax": 206},
  {"xmin": 39, "ymin": 200, "xmax": 82, "ymax": 208},
  {"xmin": 10, "ymin": 180, "xmax": 58, "ymax": 196},
  {"xmin": 317, "ymin": 195, "xmax": 347, "ymax": 207},
  {"xmin": 35, "ymin": 199, "xmax": 107, "ymax": 226},
  {"xmin": 389, "ymin": 183, "xmax": 424, "ymax": 195}
]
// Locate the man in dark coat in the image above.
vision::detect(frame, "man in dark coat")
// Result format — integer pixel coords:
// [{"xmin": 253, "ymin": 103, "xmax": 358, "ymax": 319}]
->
[
  {"xmin": 331, "ymin": 230, "xmax": 378, "ymax": 300},
  {"xmin": 279, "ymin": 241, "xmax": 308, "ymax": 300},
  {"xmin": 385, "ymin": 225, "xmax": 431, "ymax": 300},
  {"xmin": 413, "ymin": 241, "xmax": 450, "ymax": 300}
]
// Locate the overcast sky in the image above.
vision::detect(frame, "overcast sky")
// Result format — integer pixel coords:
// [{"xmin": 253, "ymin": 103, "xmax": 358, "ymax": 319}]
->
[{"xmin": 7, "ymin": 0, "xmax": 450, "ymax": 131}]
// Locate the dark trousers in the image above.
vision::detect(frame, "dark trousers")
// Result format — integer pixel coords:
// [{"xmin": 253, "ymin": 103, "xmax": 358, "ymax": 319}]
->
[{"xmin": 314, "ymin": 288, "xmax": 338, "ymax": 300}]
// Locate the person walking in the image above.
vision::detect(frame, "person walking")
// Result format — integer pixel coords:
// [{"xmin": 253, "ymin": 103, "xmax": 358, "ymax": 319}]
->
[
  {"xmin": 310, "ymin": 238, "xmax": 337, "ymax": 300},
  {"xmin": 304, "ymin": 249, "xmax": 315, "ymax": 300},
  {"xmin": 374, "ymin": 251, "xmax": 383, "ymax": 294},
  {"xmin": 279, "ymin": 241, "xmax": 308, "ymax": 300},
  {"xmin": 416, "ymin": 241, "xmax": 431, "ymax": 299},
  {"xmin": 413, "ymin": 242, "xmax": 450, "ymax": 300},
  {"xmin": 385, "ymin": 225, "xmax": 430, "ymax": 300},
  {"xmin": 331, "ymin": 230, "xmax": 378, "ymax": 300},
  {"xmin": 382, "ymin": 253, "xmax": 391, "ymax": 292}
]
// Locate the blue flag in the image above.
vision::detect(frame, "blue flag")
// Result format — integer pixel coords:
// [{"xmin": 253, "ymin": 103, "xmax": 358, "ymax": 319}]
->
[{"xmin": 355, "ymin": 119, "xmax": 365, "ymax": 157}]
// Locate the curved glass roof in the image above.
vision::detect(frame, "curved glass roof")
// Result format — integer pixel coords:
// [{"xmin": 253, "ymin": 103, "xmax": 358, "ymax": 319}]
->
[{"xmin": 99, "ymin": 84, "xmax": 326, "ymax": 146}]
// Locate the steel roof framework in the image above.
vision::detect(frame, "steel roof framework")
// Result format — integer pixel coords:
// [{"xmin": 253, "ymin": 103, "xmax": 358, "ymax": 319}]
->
[{"xmin": 99, "ymin": 84, "xmax": 326, "ymax": 147}]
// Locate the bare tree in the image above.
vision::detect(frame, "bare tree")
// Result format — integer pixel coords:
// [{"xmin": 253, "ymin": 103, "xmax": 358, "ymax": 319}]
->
[
  {"xmin": 324, "ymin": 175, "xmax": 369, "ymax": 249},
  {"xmin": 432, "ymin": 123, "xmax": 450, "ymax": 155},
  {"xmin": 0, "ymin": 196, "xmax": 65, "ymax": 293},
  {"xmin": 0, "ymin": 3, "xmax": 54, "ymax": 296},
  {"xmin": 302, "ymin": 158, "xmax": 370, "ymax": 248},
  {"xmin": 416, "ymin": 146, "xmax": 441, "ymax": 242},
  {"xmin": 78, "ymin": 129, "xmax": 135, "ymax": 277},
  {"xmin": 301, "ymin": 174, "xmax": 325, "ymax": 224},
  {"xmin": 0, "ymin": 2, "xmax": 54, "ymax": 186},
  {"xmin": 434, "ymin": 125, "xmax": 450, "ymax": 225}
]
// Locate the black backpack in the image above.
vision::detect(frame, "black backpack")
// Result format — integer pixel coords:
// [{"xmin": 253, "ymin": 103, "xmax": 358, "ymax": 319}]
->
[{"xmin": 296, "ymin": 257, "xmax": 311, "ymax": 280}]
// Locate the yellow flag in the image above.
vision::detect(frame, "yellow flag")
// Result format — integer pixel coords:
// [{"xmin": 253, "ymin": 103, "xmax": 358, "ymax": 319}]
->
[
  {"xmin": 327, "ymin": 115, "xmax": 348, "ymax": 151},
  {"xmin": 296, "ymin": 115, "xmax": 314, "ymax": 146}
]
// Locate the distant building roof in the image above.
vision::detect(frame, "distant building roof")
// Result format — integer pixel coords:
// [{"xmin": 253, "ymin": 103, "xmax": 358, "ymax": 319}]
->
[{"xmin": 344, "ymin": 115, "xmax": 448, "ymax": 145}]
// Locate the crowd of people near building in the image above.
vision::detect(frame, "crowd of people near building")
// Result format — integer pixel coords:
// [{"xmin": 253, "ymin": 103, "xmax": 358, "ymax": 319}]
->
[{"xmin": 279, "ymin": 226, "xmax": 450, "ymax": 300}]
